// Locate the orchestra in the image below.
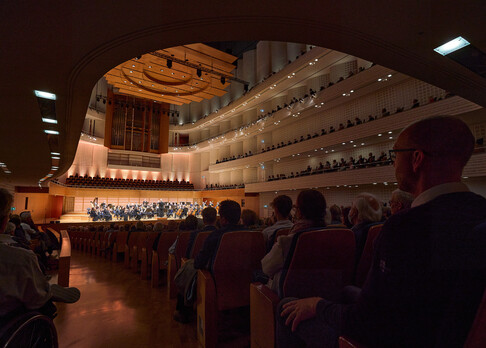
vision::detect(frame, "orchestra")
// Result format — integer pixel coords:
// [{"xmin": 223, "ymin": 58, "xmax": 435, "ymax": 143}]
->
[{"xmin": 86, "ymin": 200, "xmax": 216, "ymax": 221}]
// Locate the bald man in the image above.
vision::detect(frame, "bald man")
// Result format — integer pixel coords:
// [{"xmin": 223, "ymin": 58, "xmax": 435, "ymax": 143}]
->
[{"xmin": 277, "ymin": 116, "xmax": 486, "ymax": 348}]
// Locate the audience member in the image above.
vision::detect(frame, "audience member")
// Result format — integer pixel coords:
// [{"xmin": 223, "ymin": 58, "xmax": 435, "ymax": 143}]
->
[
  {"xmin": 328, "ymin": 205, "xmax": 343, "ymax": 225},
  {"xmin": 276, "ymin": 116, "xmax": 486, "ymax": 348},
  {"xmin": 262, "ymin": 195, "xmax": 294, "ymax": 250},
  {"xmin": 261, "ymin": 190, "xmax": 327, "ymax": 292},
  {"xmin": 185, "ymin": 207, "xmax": 217, "ymax": 259},
  {"xmin": 0, "ymin": 188, "xmax": 80, "ymax": 319},
  {"xmin": 389, "ymin": 189, "xmax": 414, "ymax": 215},
  {"xmin": 241, "ymin": 209, "xmax": 259, "ymax": 229},
  {"xmin": 348, "ymin": 193, "xmax": 382, "ymax": 262}
]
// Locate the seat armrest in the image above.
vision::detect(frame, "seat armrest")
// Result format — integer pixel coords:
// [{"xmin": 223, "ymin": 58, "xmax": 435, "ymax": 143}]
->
[
  {"xmin": 250, "ymin": 282, "xmax": 280, "ymax": 348},
  {"xmin": 197, "ymin": 270, "xmax": 217, "ymax": 348}
]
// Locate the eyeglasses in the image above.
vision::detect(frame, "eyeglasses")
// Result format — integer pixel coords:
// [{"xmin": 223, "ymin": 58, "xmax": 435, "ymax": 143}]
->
[
  {"xmin": 389, "ymin": 148, "xmax": 434, "ymax": 161},
  {"xmin": 388, "ymin": 148, "xmax": 417, "ymax": 160}
]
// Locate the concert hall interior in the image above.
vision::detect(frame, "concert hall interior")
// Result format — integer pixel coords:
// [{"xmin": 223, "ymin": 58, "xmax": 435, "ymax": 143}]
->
[{"xmin": 1, "ymin": 1, "xmax": 486, "ymax": 347}]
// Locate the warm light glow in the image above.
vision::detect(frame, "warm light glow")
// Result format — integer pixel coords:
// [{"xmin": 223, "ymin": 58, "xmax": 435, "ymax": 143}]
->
[{"xmin": 434, "ymin": 36, "xmax": 470, "ymax": 56}]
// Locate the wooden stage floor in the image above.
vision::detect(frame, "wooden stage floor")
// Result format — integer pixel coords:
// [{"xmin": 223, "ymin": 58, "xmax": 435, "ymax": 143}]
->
[{"xmin": 53, "ymin": 251, "xmax": 199, "ymax": 348}]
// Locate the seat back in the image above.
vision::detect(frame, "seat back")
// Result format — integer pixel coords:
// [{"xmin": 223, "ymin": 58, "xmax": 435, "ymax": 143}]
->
[
  {"xmin": 115, "ymin": 231, "xmax": 129, "ymax": 252},
  {"xmin": 190, "ymin": 231, "xmax": 211, "ymax": 258},
  {"xmin": 174, "ymin": 231, "xmax": 192, "ymax": 267},
  {"xmin": 212, "ymin": 231, "xmax": 265, "ymax": 310},
  {"xmin": 281, "ymin": 228, "xmax": 355, "ymax": 301},
  {"xmin": 156, "ymin": 232, "xmax": 178, "ymax": 268},
  {"xmin": 355, "ymin": 224, "xmax": 383, "ymax": 287}
]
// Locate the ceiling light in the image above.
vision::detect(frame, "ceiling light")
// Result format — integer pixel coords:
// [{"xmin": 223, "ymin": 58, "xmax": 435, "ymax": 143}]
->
[
  {"xmin": 51, "ymin": 152, "xmax": 60, "ymax": 156},
  {"xmin": 378, "ymin": 78, "xmax": 382, "ymax": 82},
  {"xmin": 350, "ymin": 140, "xmax": 354, "ymax": 143},
  {"xmin": 434, "ymin": 36, "xmax": 470, "ymax": 56},
  {"xmin": 42, "ymin": 118, "xmax": 57, "ymax": 124},
  {"xmin": 44, "ymin": 130, "xmax": 59, "ymax": 135},
  {"xmin": 388, "ymin": 131, "xmax": 393, "ymax": 134},
  {"xmin": 4, "ymin": 170, "xmax": 11, "ymax": 174},
  {"xmin": 46, "ymin": 174, "xmax": 53, "ymax": 177},
  {"xmin": 34, "ymin": 90, "xmax": 56, "ymax": 100},
  {"xmin": 342, "ymin": 142, "xmax": 346, "ymax": 145},
  {"xmin": 51, "ymin": 156, "xmax": 60, "ymax": 160},
  {"xmin": 389, "ymin": 136, "xmax": 393, "ymax": 139},
  {"xmin": 378, "ymin": 133, "xmax": 382, "ymax": 136},
  {"xmin": 361, "ymin": 143, "xmax": 365, "ymax": 146},
  {"xmin": 387, "ymin": 74, "xmax": 392, "ymax": 78}
]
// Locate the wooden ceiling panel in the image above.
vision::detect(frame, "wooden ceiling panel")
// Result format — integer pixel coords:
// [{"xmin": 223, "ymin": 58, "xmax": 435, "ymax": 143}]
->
[{"xmin": 105, "ymin": 43, "xmax": 237, "ymax": 105}]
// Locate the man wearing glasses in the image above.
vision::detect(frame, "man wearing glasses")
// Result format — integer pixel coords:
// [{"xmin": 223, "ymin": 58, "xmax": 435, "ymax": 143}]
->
[{"xmin": 277, "ymin": 116, "xmax": 486, "ymax": 348}]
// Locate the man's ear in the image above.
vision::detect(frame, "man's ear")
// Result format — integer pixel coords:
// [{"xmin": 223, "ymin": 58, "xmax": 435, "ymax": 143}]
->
[{"xmin": 412, "ymin": 150, "xmax": 425, "ymax": 172}]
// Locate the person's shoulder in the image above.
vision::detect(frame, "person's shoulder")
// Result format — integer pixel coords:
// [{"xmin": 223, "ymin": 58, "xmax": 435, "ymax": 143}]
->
[{"xmin": 0, "ymin": 243, "xmax": 36, "ymax": 261}]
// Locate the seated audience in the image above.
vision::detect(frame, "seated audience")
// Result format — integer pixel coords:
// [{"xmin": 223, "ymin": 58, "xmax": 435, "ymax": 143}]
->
[
  {"xmin": 174, "ymin": 200, "xmax": 242, "ymax": 323},
  {"xmin": 389, "ymin": 189, "xmax": 414, "ymax": 215},
  {"xmin": 0, "ymin": 189, "xmax": 80, "ymax": 319},
  {"xmin": 348, "ymin": 193, "xmax": 382, "ymax": 268},
  {"xmin": 241, "ymin": 209, "xmax": 259, "ymax": 230},
  {"xmin": 261, "ymin": 195, "xmax": 294, "ymax": 250},
  {"xmin": 328, "ymin": 205, "xmax": 343, "ymax": 225},
  {"xmin": 261, "ymin": 189, "xmax": 327, "ymax": 292},
  {"xmin": 277, "ymin": 116, "xmax": 486, "ymax": 348},
  {"xmin": 185, "ymin": 207, "xmax": 217, "ymax": 259}
]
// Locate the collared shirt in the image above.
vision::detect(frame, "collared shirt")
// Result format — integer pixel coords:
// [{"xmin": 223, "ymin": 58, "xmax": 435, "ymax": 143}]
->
[
  {"xmin": 412, "ymin": 182, "xmax": 469, "ymax": 208},
  {"xmin": 261, "ymin": 219, "xmax": 294, "ymax": 241}
]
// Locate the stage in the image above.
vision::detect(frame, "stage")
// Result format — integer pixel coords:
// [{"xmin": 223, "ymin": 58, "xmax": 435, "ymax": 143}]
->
[{"xmin": 59, "ymin": 212, "xmax": 185, "ymax": 223}]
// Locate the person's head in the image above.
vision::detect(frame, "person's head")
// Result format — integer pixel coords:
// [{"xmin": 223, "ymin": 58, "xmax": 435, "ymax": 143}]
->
[
  {"xmin": 4, "ymin": 222, "xmax": 15, "ymax": 235},
  {"xmin": 271, "ymin": 195, "xmax": 293, "ymax": 221},
  {"xmin": 153, "ymin": 222, "xmax": 164, "ymax": 232},
  {"xmin": 329, "ymin": 204, "xmax": 342, "ymax": 222},
  {"xmin": 241, "ymin": 209, "xmax": 258, "ymax": 228},
  {"xmin": 202, "ymin": 207, "xmax": 217, "ymax": 226},
  {"xmin": 136, "ymin": 221, "xmax": 145, "ymax": 231},
  {"xmin": 393, "ymin": 116, "xmax": 474, "ymax": 196},
  {"xmin": 184, "ymin": 215, "xmax": 198, "ymax": 230},
  {"xmin": 348, "ymin": 193, "xmax": 382, "ymax": 226},
  {"xmin": 0, "ymin": 188, "xmax": 13, "ymax": 233},
  {"xmin": 124, "ymin": 223, "xmax": 131, "ymax": 231},
  {"xmin": 19, "ymin": 211, "xmax": 33, "ymax": 224},
  {"xmin": 295, "ymin": 189, "xmax": 326, "ymax": 223},
  {"xmin": 390, "ymin": 189, "xmax": 414, "ymax": 215},
  {"xmin": 9, "ymin": 215, "xmax": 21, "ymax": 227},
  {"xmin": 218, "ymin": 200, "xmax": 241, "ymax": 226}
]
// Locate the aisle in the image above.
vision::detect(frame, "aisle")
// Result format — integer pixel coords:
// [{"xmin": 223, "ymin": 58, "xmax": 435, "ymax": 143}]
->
[{"xmin": 54, "ymin": 251, "xmax": 198, "ymax": 348}]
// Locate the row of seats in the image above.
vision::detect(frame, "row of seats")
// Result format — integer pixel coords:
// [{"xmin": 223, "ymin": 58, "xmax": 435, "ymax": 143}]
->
[
  {"xmin": 67, "ymin": 225, "xmax": 485, "ymax": 348},
  {"xmin": 65, "ymin": 175, "xmax": 194, "ymax": 190}
]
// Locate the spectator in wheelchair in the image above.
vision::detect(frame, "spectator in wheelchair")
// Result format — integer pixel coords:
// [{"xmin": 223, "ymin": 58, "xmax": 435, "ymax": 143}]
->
[{"xmin": 0, "ymin": 188, "xmax": 80, "ymax": 320}]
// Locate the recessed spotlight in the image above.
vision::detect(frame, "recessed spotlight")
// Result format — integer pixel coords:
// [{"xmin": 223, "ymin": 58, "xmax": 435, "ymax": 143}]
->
[
  {"xmin": 434, "ymin": 36, "xmax": 470, "ymax": 56},
  {"xmin": 51, "ymin": 156, "xmax": 60, "ymax": 160},
  {"xmin": 389, "ymin": 136, "xmax": 393, "ymax": 139},
  {"xmin": 350, "ymin": 140, "xmax": 354, "ymax": 143},
  {"xmin": 378, "ymin": 78, "xmax": 382, "ymax": 82},
  {"xmin": 34, "ymin": 90, "xmax": 56, "ymax": 100},
  {"xmin": 129, "ymin": 70, "xmax": 133, "ymax": 73},
  {"xmin": 42, "ymin": 118, "xmax": 57, "ymax": 124},
  {"xmin": 4, "ymin": 170, "xmax": 11, "ymax": 174},
  {"xmin": 342, "ymin": 142, "xmax": 346, "ymax": 145},
  {"xmin": 44, "ymin": 130, "xmax": 59, "ymax": 135},
  {"xmin": 387, "ymin": 74, "xmax": 392, "ymax": 78},
  {"xmin": 378, "ymin": 133, "xmax": 382, "ymax": 136},
  {"xmin": 361, "ymin": 143, "xmax": 365, "ymax": 146},
  {"xmin": 50, "ymin": 152, "xmax": 60, "ymax": 156}
]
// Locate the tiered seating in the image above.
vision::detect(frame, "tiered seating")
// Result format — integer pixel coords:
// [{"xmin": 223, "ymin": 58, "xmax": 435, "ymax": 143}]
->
[{"xmin": 65, "ymin": 175, "xmax": 194, "ymax": 190}]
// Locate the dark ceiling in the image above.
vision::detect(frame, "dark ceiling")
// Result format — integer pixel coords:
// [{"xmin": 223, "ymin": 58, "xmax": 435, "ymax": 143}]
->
[{"xmin": 0, "ymin": 0, "xmax": 485, "ymax": 187}]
